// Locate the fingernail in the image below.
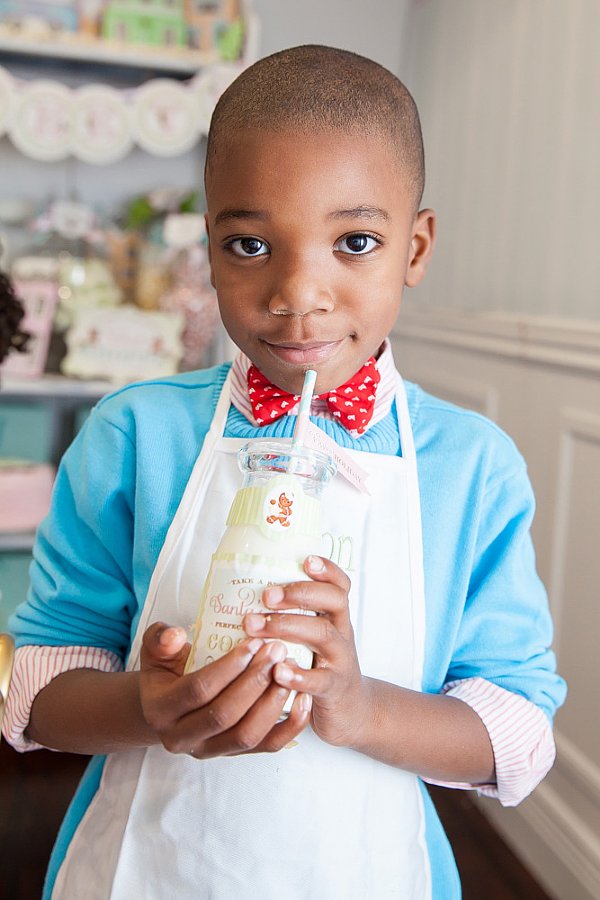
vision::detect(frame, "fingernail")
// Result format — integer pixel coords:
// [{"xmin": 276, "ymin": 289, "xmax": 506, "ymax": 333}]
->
[
  {"xmin": 300, "ymin": 693, "xmax": 313, "ymax": 712},
  {"xmin": 276, "ymin": 662, "xmax": 295, "ymax": 683},
  {"xmin": 245, "ymin": 614, "xmax": 266, "ymax": 632},
  {"xmin": 263, "ymin": 586, "xmax": 284, "ymax": 606},
  {"xmin": 267, "ymin": 641, "xmax": 287, "ymax": 662},
  {"xmin": 159, "ymin": 626, "xmax": 186, "ymax": 646},
  {"xmin": 307, "ymin": 555, "xmax": 325, "ymax": 573},
  {"xmin": 246, "ymin": 638, "xmax": 264, "ymax": 654}
]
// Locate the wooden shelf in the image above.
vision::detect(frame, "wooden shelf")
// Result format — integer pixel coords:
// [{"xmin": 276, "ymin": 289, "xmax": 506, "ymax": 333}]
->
[
  {"xmin": 0, "ymin": 33, "xmax": 226, "ymax": 76},
  {"xmin": 1, "ymin": 374, "xmax": 112, "ymax": 401},
  {"xmin": 0, "ymin": 531, "xmax": 35, "ymax": 552}
]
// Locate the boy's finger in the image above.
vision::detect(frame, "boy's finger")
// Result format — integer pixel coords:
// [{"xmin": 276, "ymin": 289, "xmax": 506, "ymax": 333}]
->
[
  {"xmin": 244, "ymin": 689, "xmax": 312, "ymax": 754},
  {"xmin": 273, "ymin": 660, "xmax": 333, "ymax": 699},
  {"xmin": 189, "ymin": 641, "xmax": 288, "ymax": 737},
  {"xmin": 141, "ymin": 622, "xmax": 190, "ymax": 671},
  {"xmin": 209, "ymin": 680, "xmax": 292, "ymax": 757},
  {"xmin": 203, "ymin": 684, "xmax": 311, "ymax": 758},
  {"xmin": 303, "ymin": 555, "xmax": 351, "ymax": 592},
  {"xmin": 256, "ymin": 690, "xmax": 313, "ymax": 753},
  {"xmin": 169, "ymin": 642, "xmax": 288, "ymax": 750},
  {"xmin": 262, "ymin": 579, "xmax": 347, "ymax": 617},
  {"xmin": 145, "ymin": 638, "xmax": 267, "ymax": 731},
  {"xmin": 244, "ymin": 610, "xmax": 347, "ymax": 661},
  {"xmin": 172, "ymin": 638, "xmax": 268, "ymax": 716}
]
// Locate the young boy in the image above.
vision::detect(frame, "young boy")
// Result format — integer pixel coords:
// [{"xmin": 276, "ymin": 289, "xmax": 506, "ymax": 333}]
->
[{"xmin": 4, "ymin": 46, "xmax": 565, "ymax": 899}]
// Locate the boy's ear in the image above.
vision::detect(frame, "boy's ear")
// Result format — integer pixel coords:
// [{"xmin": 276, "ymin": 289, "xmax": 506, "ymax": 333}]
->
[
  {"xmin": 405, "ymin": 209, "xmax": 436, "ymax": 288},
  {"xmin": 204, "ymin": 213, "xmax": 216, "ymax": 289}
]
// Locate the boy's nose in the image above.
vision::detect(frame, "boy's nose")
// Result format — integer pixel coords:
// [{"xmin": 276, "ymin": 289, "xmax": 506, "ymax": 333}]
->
[{"xmin": 268, "ymin": 263, "xmax": 335, "ymax": 317}]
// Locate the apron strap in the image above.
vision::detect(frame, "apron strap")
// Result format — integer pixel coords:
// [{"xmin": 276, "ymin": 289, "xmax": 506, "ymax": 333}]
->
[
  {"xmin": 127, "ymin": 372, "xmax": 234, "ymax": 668},
  {"xmin": 394, "ymin": 373, "xmax": 426, "ymax": 684},
  {"xmin": 204, "ymin": 368, "xmax": 234, "ymax": 451}
]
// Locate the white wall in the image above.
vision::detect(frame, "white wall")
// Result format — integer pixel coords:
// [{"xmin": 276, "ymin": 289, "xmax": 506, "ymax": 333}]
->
[
  {"xmin": 253, "ymin": 0, "xmax": 410, "ymax": 75},
  {"xmin": 393, "ymin": 2, "xmax": 600, "ymax": 896},
  {"xmin": 399, "ymin": 0, "xmax": 600, "ymax": 321},
  {"xmin": 392, "ymin": 308, "xmax": 600, "ymax": 900}
]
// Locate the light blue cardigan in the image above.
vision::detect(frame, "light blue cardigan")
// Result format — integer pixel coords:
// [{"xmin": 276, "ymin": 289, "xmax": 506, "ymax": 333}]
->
[{"xmin": 10, "ymin": 363, "xmax": 566, "ymax": 899}]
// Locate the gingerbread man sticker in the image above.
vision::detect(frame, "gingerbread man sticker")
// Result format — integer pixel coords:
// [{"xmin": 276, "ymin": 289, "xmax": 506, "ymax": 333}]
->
[{"xmin": 266, "ymin": 492, "xmax": 294, "ymax": 527}]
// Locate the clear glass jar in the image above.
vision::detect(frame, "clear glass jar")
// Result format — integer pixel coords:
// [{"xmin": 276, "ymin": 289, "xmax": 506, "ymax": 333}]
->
[{"xmin": 186, "ymin": 440, "xmax": 336, "ymax": 716}]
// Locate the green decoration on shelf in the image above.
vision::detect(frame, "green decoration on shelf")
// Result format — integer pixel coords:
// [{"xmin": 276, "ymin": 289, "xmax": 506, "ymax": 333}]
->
[{"xmin": 217, "ymin": 19, "xmax": 244, "ymax": 62}]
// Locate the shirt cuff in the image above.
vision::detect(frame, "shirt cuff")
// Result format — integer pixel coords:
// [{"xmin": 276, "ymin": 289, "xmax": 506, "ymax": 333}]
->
[
  {"xmin": 2, "ymin": 644, "xmax": 123, "ymax": 753},
  {"xmin": 425, "ymin": 676, "xmax": 556, "ymax": 807}
]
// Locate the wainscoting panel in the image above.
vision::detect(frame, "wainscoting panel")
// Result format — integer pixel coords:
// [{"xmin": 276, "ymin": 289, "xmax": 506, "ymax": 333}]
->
[
  {"xmin": 392, "ymin": 306, "xmax": 600, "ymax": 900},
  {"xmin": 400, "ymin": 368, "xmax": 499, "ymax": 420}
]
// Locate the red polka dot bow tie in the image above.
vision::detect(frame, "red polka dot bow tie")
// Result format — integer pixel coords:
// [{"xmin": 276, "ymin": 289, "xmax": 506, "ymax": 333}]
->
[{"xmin": 247, "ymin": 358, "xmax": 381, "ymax": 435}]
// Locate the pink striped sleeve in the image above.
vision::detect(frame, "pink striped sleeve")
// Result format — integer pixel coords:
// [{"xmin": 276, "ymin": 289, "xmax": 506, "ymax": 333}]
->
[
  {"xmin": 2, "ymin": 644, "xmax": 123, "ymax": 753},
  {"xmin": 423, "ymin": 677, "xmax": 556, "ymax": 807}
]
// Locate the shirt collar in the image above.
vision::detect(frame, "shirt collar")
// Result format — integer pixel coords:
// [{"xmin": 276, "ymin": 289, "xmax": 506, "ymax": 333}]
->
[{"xmin": 229, "ymin": 339, "xmax": 397, "ymax": 434}]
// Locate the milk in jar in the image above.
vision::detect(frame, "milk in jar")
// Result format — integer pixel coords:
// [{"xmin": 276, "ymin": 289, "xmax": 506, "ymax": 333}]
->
[{"xmin": 186, "ymin": 439, "xmax": 336, "ymax": 714}]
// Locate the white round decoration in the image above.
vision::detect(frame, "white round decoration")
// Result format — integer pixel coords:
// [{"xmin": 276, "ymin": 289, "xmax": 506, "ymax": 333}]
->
[
  {"xmin": 0, "ymin": 67, "xmax": 14, "ymax": 138},
  {"xmin": 0, "ymin": 60, "xmax": 246, "ymax": 163},
  {"xmin": 190, "ymin": 64, "xmax": 241, "ymax": 134},
  {"xmin": 72, "ymin": 85, "xmax": 133, "ymax": 165},
  {"xmin": 132, "ymin": 79, "xmax": 200, "ymax": 157},
  {"xmin": 9, "ymin": 79, "xmax": 73, "ymax": 162}
]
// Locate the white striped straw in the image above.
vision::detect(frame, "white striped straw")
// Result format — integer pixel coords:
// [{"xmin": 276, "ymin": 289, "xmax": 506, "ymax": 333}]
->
[{"xmin": 291, "ymin": 368, "xmax": 317, "ymax": 451}]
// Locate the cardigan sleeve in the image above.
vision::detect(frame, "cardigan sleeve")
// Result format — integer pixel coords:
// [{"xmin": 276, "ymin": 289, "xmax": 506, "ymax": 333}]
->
[
  {"xmin": 416, "ymin": 395, "xmax": 566, "ymax": 805},
  {"xmin": 444, "ymin": 458, "xmax": 566, "ymax": 721},
  {"xmin": 8, "ymin": 406, "xmax": 138, "ymax": 659}
]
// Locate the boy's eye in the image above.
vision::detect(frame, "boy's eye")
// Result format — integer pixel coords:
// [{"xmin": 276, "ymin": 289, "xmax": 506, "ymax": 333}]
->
[
  {"xmin": 227, "ymin": 237, "xmax": 269, "ymax": 257},
  {"xmin": 335, "ymin": 233, "xmax": 379, "ymax": 255}
]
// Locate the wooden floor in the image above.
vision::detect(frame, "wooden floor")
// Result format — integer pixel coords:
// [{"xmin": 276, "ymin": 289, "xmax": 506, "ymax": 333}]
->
[
  {"xmin": 427, "ymin": 784, "xmax": 551, "ymax": 900},
  {"xmin": 0, "ymin": 742, "xmax": 551, "ymax": 899}
]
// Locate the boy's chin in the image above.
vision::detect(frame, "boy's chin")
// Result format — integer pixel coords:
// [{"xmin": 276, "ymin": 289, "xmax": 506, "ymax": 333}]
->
[
  {"xmin": 260, "ymin": 361, "xmax": 360, "ymax": 397},
  {"xmin": 256, "ymin": 339, "xmax": 364, "ymax": 394}
]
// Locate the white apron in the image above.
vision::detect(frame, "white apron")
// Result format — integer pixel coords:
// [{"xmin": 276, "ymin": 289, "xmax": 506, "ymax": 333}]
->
[{"xmin": 53, "ymin": 371, "xmax": 432, "ymax": 900}]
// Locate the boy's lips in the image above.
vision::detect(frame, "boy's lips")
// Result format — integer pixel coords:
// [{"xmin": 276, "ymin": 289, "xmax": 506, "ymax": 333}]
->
[{"xmin": 264, "ymin": 339, "xmax": 345, "ymax": 366}]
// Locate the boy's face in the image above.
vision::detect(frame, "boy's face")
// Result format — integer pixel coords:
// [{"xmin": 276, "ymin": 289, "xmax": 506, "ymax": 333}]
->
[{"xmin": 205, "ymin": 128, "xmax": 435, "ymax": 394}]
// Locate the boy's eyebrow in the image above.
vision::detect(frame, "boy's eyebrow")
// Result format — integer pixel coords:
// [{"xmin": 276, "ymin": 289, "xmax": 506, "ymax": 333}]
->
[
  {"xmin": 214, "ymin": 208, "xmax": 268, "ymax": 226},
  {"xmin": 213, "ymin": 205, "xmax": 390, "ymax": 226},
  {"xmin": 328, "ymin": 206, "xmax": 390, "ymax": 222}
]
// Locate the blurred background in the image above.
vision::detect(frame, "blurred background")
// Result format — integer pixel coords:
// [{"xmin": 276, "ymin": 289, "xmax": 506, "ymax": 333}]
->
[{"xmin": 1, "ymin": 2, "xmax": 598, "ymax": 898}]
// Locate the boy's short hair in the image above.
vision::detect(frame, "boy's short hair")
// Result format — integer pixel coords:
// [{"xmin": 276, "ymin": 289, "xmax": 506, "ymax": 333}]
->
[{"xmin": 206, "ymin": 44, "xmax": 425, "ymax": 209}]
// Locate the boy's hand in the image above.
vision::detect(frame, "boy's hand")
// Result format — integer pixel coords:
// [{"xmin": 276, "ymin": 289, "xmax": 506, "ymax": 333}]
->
[
  {"xmin": 244, "ymin": 556, "xmax": 370, "ymax": 749},
  {"xmin": 139, "ymin": 623, "xmax": 312, "ymax": 759}
]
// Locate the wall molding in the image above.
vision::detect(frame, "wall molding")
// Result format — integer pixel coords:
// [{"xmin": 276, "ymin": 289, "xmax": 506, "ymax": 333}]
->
[
  {"xmin": 549, "ymin": 408, "xmax": 600, "ymax": 650},
  {"xmin": 393, "ymin": 307, "xmax": 600, "ymax": 375},
  {"xmin": 394, "ymin": 367, "xmax": 499, "ymax": 419},
  {"xmin": 394, "ymin": 306, "xmax": 600, "ymax": 898},
  {"xmin": 555, "ymin": 730, "xmax": 600, "ymax": 811},
  {"xmin": 477, "ymin": 776, "xmax": 600, "ymax": 900}
]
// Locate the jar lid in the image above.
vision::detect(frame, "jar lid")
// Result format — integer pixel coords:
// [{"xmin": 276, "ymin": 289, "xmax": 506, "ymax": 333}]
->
[{"xmin": 238, "ymin": 439, "xmax": 336, "ymax": 484}]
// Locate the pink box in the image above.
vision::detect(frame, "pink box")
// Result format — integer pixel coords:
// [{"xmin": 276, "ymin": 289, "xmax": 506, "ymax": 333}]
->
[{"xmin": 0, "ymin": 463, "xmax": 55, "ymax": 533}]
